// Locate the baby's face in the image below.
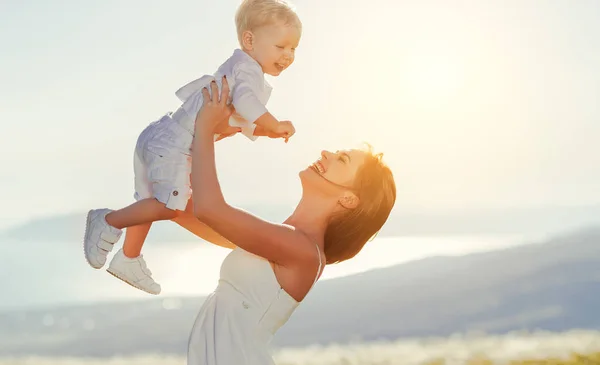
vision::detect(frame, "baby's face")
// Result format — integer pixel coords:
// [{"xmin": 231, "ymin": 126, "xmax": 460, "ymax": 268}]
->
[{"xmin": 251, "ymin": 22, "xmax": 301, "ymax": 76}]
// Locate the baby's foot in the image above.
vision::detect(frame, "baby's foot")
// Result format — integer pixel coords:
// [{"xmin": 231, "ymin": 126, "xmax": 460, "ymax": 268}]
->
[
  {"xmin": 83, "ymin": 209, "xmax": 122, "ymax": 269},
  {"xmin": 107, "ymin": 249, "xmax": 161, "ymax": 295}
]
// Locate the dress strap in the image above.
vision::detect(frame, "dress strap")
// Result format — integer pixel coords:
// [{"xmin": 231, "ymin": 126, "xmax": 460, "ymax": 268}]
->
[{"xmin": 309, "ymin": 244, "xmax": 323, "ymax": 290}]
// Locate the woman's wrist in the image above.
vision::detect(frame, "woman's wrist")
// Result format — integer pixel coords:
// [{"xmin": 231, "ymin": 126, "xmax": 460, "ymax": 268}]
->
[{"xmin": 194, "ymin": 120, "xmax": 215, "ymax": 141}]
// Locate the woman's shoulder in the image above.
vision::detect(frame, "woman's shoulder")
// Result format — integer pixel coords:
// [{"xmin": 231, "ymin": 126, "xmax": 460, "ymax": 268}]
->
[{"xmin": 288, "ymin": 229, "xmax": 325, "ymax": 268}]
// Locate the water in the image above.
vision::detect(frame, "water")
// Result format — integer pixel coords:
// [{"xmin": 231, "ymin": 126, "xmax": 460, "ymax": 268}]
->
[{"xmin": 0, "ymin": 234, "xmax": 537, "ymax": 311}]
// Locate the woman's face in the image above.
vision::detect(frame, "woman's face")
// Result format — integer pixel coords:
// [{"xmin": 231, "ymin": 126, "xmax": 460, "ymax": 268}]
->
[{"xmin": 301, "ymin": 149, "xmax": 367, "ymax": 193}]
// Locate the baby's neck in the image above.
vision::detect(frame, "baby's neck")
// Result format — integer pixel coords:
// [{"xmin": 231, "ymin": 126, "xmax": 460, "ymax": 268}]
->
[{"xmin": 239, "ymin": 48, "xmax": 265, "ymax": 74}]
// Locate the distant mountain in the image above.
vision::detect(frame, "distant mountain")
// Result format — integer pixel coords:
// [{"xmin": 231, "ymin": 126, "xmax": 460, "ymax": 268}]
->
[
  {"xmin": 2, "ymin": 204, "xmax": 600, "ymax": 243},
  {"xmin": 2, "ymin": 225, "xmax": 600, "ymax": 357}
]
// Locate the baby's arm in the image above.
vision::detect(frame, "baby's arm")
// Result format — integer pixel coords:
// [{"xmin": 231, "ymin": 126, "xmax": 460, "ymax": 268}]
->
[
  {"xmin": 252, "ymin": 124, "xmax": 276, "ymax": 137},
  {"xmin": 252, "ymin": 112, "xmax": 281, "ymax": 132},
  {"xmin": 231, "ymin": 64, "xmax": 280, "ymax": 135},
  {"xmin": 254, "ymin": 122, "xmax": 282, "ymax": 138}
]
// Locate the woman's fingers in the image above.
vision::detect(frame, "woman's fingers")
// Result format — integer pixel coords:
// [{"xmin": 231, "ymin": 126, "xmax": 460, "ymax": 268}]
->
[
  {"xmin": 220, "ymin": 76, "xmax": 230, "ymax": 106},
  {"xmin": 196, "ymin": 77, "xmax": 234, "ymax": 134},
  {"xmin": 200, "ymin": 76, "xmax": 229, "ymax": 105},
  {"xmin": 209, "ymin": 80, "xmax": 219, "ymax": 103},
  {"xmin": 201, "ymin": 87, "xmax": 211, "ymax": 103}
]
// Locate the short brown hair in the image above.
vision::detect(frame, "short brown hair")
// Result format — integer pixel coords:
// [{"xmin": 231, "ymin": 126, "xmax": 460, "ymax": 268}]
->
[
  {"xmin": 235, "ymin": 0, "xmax": 302, "ymax": 45},
  {"xmin": 323, "ymin": 145, "xmax": 397, "ymax": 264}
]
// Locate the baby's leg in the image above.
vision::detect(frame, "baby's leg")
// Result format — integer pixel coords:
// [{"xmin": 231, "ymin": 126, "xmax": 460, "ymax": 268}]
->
[
  {"xmin": 105, "ymin": 221, "xmax": 160, "ymax": 295},
  {"xmin": 105, "ymin": 198, "xmax": 180, "ymax": 230},
  {"xmin": 109, "ymin": 129, "xmax": 190, "ymax": 255},
  {"xmin": 104, "ymin": 125, "xmax": 191, "ymax": 295},
  {"xmin": 83, "ymin": 198, "xmax": 180, "ymax": 271},
  {"xmin": 83, "ymin": 146, "xmax": 183, "ymax": 271},
  {"xmin": 100, "ymin": 199, "xmax": 182, "ymax": 294},
  {"xmin": 122, "ymin": 222, "xmax": 152, "ymax": 258}
]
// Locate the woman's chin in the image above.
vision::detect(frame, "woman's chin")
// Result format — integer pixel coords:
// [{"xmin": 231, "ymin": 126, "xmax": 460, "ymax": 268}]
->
[
  {"xmin": 299, "ymin": 168, "xmax": 339, "ymax": 196},
  {"xmin": 298, "ymin": 166, "xmax": 313, "ymax": 180},
  {"xmin": 299, "ymin": 165, "xmax": 319, "ymax": 180}
]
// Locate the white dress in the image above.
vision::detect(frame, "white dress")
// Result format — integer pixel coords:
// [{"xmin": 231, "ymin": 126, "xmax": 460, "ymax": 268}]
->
[{"xmin": 187, "ymin": 246, "xmax": 322, "ymax": 365}]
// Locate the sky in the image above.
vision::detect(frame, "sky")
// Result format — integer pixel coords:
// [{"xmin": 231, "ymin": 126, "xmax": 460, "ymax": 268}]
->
[{"xmin": 1, "ymin": 0, "xmax": 599, "ymax": 231}]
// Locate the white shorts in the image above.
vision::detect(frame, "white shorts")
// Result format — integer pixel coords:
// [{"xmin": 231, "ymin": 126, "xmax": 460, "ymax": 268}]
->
[{"xmin": 133, "ymin": 115, "xmax": 194, "ymax": 211}]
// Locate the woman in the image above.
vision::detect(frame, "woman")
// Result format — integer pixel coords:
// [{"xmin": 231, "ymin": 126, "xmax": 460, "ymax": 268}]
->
[{"xmin": 184, "ymin": 77, "xmax": 396, "ymax": 364}]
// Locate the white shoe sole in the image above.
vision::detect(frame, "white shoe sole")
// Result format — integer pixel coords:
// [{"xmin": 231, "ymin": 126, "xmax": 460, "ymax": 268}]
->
[
  {"xmin": 106, "ymin": 267, "xmax": 161, "ymax": 295},
  {"xmin": 83, "ymin": 210, "xmax": 102, "ymax": 269}
]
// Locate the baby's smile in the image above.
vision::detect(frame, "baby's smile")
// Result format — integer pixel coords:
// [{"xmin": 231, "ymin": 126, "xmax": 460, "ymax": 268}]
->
[{"xmin": 274, "ymin": 62, "xmax": 287, "ymax": 71}]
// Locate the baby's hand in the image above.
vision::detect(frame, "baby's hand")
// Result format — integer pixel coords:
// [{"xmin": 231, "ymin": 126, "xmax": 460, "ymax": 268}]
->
[{"xmin": 275, "ymin": 121, "xmax": 296, "ymax": 143}]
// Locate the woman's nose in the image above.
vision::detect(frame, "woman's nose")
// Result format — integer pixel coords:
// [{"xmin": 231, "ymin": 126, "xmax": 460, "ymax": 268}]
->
[{"xmin": 321, "ymin": 150, "xmax": 331, "ymax": 159}]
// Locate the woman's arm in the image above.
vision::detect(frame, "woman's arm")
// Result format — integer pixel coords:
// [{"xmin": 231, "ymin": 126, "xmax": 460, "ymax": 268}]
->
[
  {"xmin": 190, "ymin": 78, "xmax": 314, "ymax": 266},
  {"xmin": 172, "ymin": 212, "xmax": 236, "ymax": 249},
  {"xmin": 170, "ymin": 117, "xmax": 241, "ymax": 249},
  {"xmin": 171, "ymin": 200, "xmax": 235, "ymax": 249}
]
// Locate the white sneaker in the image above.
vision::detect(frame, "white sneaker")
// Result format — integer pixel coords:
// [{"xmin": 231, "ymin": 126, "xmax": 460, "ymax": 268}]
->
[
  {"xmin": 83, "ymin": 209, "xmax": 122, "ymax": 269},
  {"xmin": 107, "ymin": 249, "xmax": 161, "ymax": 295}
]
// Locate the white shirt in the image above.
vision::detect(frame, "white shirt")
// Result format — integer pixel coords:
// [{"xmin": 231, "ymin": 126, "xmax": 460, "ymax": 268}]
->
[{"xmin": 172, "ymin": 49, "xmax": 273, "ymax": 141}]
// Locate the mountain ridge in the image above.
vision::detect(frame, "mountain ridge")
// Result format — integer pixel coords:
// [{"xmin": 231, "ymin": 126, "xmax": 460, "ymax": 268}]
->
[
  {"xmin": 2, "ymin": 225, "xmax": 600, "ymax": 357},
  {"xmin": 2, "ymin": 204, "xmax": 600, "ymax": 243}
]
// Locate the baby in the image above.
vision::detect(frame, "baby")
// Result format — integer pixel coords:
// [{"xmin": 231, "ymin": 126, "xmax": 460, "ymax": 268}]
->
[{"xmin": 82, "ymin": 0, "xmax": 301, "ymax": 295}]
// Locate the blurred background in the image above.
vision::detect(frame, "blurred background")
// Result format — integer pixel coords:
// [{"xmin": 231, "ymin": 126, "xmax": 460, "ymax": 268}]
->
[{"xmin": 1, "ymin": 0, "xmax": 599, "ymax": 364}]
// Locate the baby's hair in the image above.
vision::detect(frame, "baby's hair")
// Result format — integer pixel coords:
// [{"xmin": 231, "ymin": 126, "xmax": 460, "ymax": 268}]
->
[{"xmin": 235, "ymin": 0, "xmax": 302, "ymax": 45}]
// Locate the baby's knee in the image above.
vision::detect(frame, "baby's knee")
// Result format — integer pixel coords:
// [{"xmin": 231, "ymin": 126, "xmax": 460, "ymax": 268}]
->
[
  {"xmin": 161, "ymin": 205, "xmax": 182, "ymax": 220},
  {"xmin": 150, "ymin": 198, "xmax": 182, "ymax": 220},
  {"xmin": 152, "ymin": 185, "xmax": 191, "ymax": 216}
]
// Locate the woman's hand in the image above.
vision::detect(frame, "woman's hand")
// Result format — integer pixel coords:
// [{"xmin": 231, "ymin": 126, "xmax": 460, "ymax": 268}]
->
[{"xmin": 195, "ymin": 76, "xmax": 235, "ymax": 136}]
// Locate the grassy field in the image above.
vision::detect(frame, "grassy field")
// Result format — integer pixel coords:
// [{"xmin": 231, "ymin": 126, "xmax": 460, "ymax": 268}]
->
[{"xmin": 3, "ymin": 330, "xmax": 600, "ymax": 365}]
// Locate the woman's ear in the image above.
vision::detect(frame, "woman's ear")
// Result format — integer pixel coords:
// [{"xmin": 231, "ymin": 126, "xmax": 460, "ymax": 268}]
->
[
  {"xmin": 241, "ymin": 30, "xmax": 254, "ymax": 51},
  {"xmin": 339, "ymin": 192, "xmax": 359, "ymax": 209}
]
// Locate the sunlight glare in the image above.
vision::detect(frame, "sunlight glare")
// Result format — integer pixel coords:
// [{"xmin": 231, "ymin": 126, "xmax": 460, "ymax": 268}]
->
[{"xmin": 402, "ymin": 44, "xmax": 466, "ymax": 107}]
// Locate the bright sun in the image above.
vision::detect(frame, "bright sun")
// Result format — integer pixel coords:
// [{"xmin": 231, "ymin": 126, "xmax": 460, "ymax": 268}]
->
[{"xmin": 403, "ymin": 52, "xmax": 465, "ymax": 105}]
